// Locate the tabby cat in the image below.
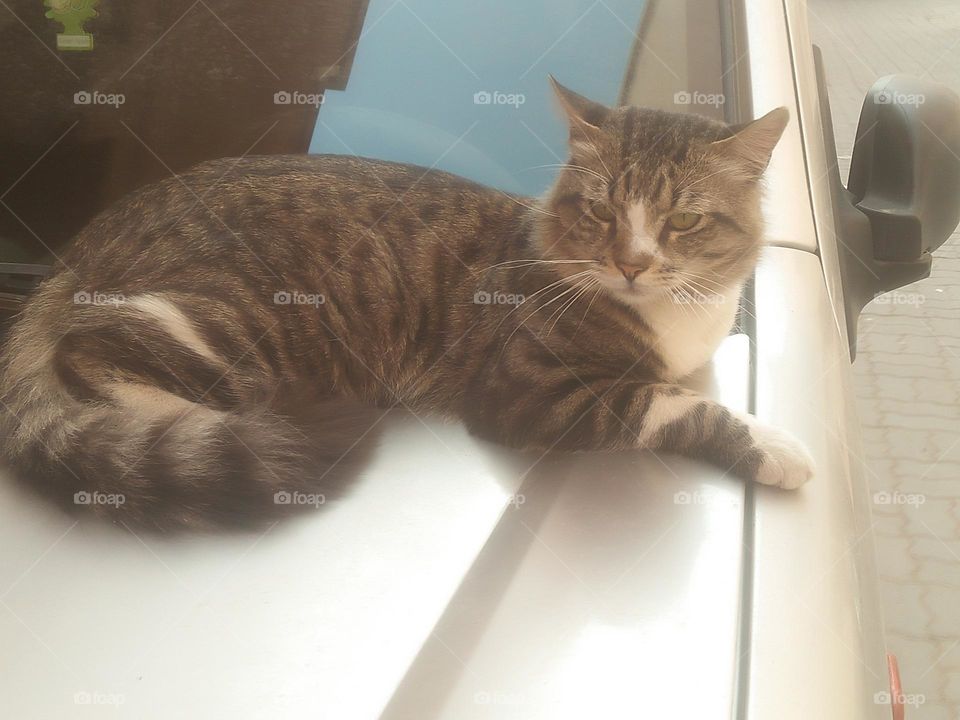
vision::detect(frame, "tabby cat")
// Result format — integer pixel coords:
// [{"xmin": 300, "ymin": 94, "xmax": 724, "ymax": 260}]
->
[{"xmin": 0, "ymin": 79, "xmax": 812, "ymax": 530}]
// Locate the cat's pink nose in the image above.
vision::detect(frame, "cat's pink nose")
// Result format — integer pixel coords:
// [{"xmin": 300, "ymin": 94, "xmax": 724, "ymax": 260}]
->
[{"xmin": 616, "ymin": 255, "xmax": 654, "ymax": 281}]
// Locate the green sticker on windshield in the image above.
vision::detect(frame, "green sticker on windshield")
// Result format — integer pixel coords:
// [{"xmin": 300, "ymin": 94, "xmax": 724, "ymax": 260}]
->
[{"xmin": 45, "ymin": 0, "xmax": 100, "ymax": 51}]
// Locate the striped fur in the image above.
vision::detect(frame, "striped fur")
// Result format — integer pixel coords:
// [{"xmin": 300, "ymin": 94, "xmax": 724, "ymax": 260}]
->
[{"xmin": 0, "ymin": 82, "xmax": 810, "ymax": 530}]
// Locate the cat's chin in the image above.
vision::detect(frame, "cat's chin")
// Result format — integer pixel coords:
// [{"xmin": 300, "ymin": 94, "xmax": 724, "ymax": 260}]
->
[{"xmin": 606, "ymin": 284, "xmax": 670, "ymax": 307}]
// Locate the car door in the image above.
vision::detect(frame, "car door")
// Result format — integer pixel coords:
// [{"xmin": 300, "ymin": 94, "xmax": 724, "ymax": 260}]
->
[{"xmin": 742, "ymin": 0, "xmax": 959, "ymax": 718}]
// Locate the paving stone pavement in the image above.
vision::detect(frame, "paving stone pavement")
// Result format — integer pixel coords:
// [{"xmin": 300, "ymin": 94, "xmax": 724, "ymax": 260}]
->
[{"xmin": 807, "ymin": 1, "xmax": 960, "ymax": 717}]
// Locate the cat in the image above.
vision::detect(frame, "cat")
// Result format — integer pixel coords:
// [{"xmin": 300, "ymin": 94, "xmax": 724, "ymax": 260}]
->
[{"xmin": 0, "ymin": 78, "xmax": 812, "ymax": 530}]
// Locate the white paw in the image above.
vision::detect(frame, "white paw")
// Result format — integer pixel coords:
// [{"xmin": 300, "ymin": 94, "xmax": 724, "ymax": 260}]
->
[{"xmin": 742, "ymin": 417, "xmax": 814, "ymax": 490}]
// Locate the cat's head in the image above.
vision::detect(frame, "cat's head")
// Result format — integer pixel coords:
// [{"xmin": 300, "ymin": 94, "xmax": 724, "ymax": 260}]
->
[{"xmin": 536, "ymin": 78, "xmax": 789, "ymax": 305}]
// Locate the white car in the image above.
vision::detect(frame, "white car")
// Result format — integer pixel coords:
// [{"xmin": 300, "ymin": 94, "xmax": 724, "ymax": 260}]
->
[{"xmin": 1, "ymin": 0, "xmax": 958, "ymax": 718}]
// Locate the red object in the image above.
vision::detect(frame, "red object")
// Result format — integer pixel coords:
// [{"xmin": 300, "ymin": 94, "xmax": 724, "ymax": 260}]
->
[{"xmin": 887, "ymin": 653, "xmax": 904, "ymax": 720}]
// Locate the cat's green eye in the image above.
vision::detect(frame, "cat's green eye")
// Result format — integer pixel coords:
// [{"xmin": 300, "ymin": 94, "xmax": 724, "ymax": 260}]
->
[
  {"xmin": 590, "ymin": 201, "xmax": 616, "ymax": 222},
  {"xmin": 667, "ymin": 212, "xmax": 701, "ymax": 231}
]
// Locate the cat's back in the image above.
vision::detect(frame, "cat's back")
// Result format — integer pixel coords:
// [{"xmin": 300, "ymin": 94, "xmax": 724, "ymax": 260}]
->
[
  {"xmin": 192, "ymin": 153, "xmax": 483, "ymax": 192},
  {"xmin": 95, "ymin": 154, "xmax": 503, "ymax": 221},
  {"xmin": 60, "ymin": 154, "xmax": 521, "ymax": 277}
]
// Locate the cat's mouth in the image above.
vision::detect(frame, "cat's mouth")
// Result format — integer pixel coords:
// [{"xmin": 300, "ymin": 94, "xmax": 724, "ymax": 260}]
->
[
  {"xmin": 592, "ymin": 261, "xmax": 671, "ymax": 297},
  {"xmin": 600, "ymin": 274, "xmax": 670, "ymax": 302}
]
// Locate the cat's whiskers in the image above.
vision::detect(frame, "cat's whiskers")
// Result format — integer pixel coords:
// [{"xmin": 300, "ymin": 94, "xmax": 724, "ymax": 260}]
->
[
  {"xmin": 542, "ymin": 277, "xmax": 600, "ymax": 337},
  {"xmin": 666, "ymin": 286, "xmax": 693, "ymax": 321},
  {"xmin": 684, "ymin": 279, "xmax": 727, "ymax": 304},
  {"xmin": 524, "ymin": 164, "xmax": 609, "ymax": 183},
  {"xmin": 475, "ymin": 258, "xmax": 596, "ymax": 273},
  {"xmin": 516, "ymin": 279, "xmax": 589, "ymax": 336},
  {"xmin": 518, "ymin": 269, "xmax": 596, "ymax": 304},
  {"xmin": 670, "ymin": 284, "xmax": 709, "ymax": 323},
  {"xmin": 673, "ymin": 167, "xmax": 730, "ymax": 192},
  {"xmin": 500, "ymin": 271, "xmax": 598, "ymax": 348},
  {"xmin": 491, "ymin": 269, "xmax": 596, "ymax": 332},
  {"xmin": 584, "ymin": 142, "xmax": 614, "ymax": 180},
  {"xmin": 572, "ymin": 283, "xmax": 605, "ymax": 340},
  {"xmin": 672, "ymin": 273, "xmax": 751, "ymax": 326},
  {"xmin": 676, "ymin": 278, "xmax": 723, "ymax": 322},
  {"xmin": 672, "ymin": 274, "xmax": 718, "ymax": 301},
  {"xmin": 685, "ymin": 286, "xmax": 716, "ymax": 322},
  {"xmin": 673, "ymin": 270, "xmax": 757, "ymax": 323},
  {"xmin": 498, "ymin": 192, "xmax": 559, "ymax": 218},
  {"xmin": 671, "ymin": 163, "xmax": 699, "ymax": 190},
  {"xmin": 528, "ymin": 273, "xmax": 595, "ymax": 318},
  {"xmin": 671, "ymin": 275, "xmax": 715, "ymax": 306},
  {"xmin": 566, "ymin": 167, "xmax": 611, "ymax": 183},
  {"xmin": 677, "ymin": 270, "xmax": 733, "ymax": 294}
]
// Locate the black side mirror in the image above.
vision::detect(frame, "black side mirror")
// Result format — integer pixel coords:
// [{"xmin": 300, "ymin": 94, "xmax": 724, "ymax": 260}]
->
[
  {"xmin": 848, "ymin": 75, "xmax": 960, "ymax": 263},
  {"xmin": 814, "ymin": 52, "xmax": 960, "ymax": 358}
]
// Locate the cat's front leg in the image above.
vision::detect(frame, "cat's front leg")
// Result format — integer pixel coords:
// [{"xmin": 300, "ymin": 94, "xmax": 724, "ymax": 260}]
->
[
  {"xmin": 634, "ymin": 385, "xmax": 814, "ymax": 489},
  {"xmin": 466, "ymin": 380, "xmax": 813, "ymax": 489}
]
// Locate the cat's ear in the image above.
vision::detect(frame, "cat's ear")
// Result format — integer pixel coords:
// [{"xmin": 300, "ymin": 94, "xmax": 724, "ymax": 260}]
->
[
  {"xmin": 710, "ymin": 107, "xmax": 789, "ymax": 177},
  {"xmin": 549, "ymin": 75, "xmax": 609, "ymax": 145}
]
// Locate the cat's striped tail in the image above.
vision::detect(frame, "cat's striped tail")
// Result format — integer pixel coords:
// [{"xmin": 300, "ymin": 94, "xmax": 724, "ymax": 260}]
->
[{"xmin": 0, "ymin": 290, "xmax": 379, "ymax": 531}]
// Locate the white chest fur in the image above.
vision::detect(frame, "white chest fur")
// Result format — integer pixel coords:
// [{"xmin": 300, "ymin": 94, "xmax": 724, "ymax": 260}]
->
[{"xmin": 637, "ymin": 285, "xmax": 742, "ymax": 381}]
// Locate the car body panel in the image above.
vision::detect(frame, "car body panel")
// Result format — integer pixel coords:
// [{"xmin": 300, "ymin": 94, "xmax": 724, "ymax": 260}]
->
[
  {"xmin": 781, "ymin": 0, "xmax": 857, "ymax": 346},
  {"xmin": 743, "ymin": 0, "xmax": 819, "ymax": 255},
  {"xmin": 747, "ymin": 247, "xmax": 889, "ymax": 719}
]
